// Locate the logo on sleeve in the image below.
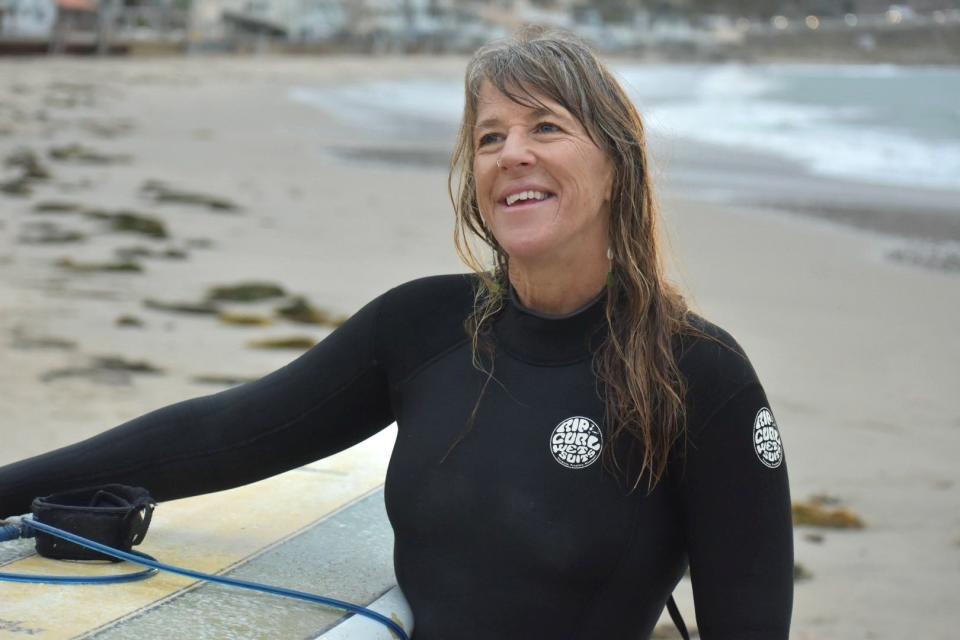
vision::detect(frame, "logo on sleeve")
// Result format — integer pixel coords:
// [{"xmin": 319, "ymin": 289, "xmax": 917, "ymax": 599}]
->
[
  {"xmin": 753, "ymin": 407, "xmax": 783, "ymax": 469},
  {"xmin": 549, "ymin": 416, "xmax": 603, "ymax": 469}
]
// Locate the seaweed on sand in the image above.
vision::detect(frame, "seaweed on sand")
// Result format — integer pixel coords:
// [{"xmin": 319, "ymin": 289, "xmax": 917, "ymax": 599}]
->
[
  {"xmin": 247, "ymin": 336, "xmax": 317, "ymax": 350},
  {"xmin": 41, "ymin": 356, "xmax": 164, "ymax": 385},
  {"xmin": 19, "ymin": 222, "xmax": 86, "ymax": 244},
  {"xmin": 85, "ymin": 209, "xmax": 169, "ymax": 239},
  {"xmin": 207, "ymin": 282, "xmax": 286, "ymax": 303},
  {"xmin": 141, "ymin": 179, "xmax": 240, "ymax": 212},
  {"xmin": 144, "ymin": 298, "xmax": 219, "ymax": 315},
  {"xmin": 48, "ymin": 143, "xmax": 132, "ymax": 165},
  {"xmin": 55, "ymin": 257, "xmax": 143, "ymax": 273},
  {"xmin": 792, "ymin": 495, "xmax": 865, "ymax": 529}
]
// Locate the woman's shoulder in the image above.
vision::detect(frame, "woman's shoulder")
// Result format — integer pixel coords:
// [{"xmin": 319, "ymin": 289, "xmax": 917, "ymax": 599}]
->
[
  {"xmin": 675, "ymin": 312, "xmax": 764, "ymax": 423},
  {"xmin": 369, "ymin": 273, "xmax": 478, "ymax": 378}
]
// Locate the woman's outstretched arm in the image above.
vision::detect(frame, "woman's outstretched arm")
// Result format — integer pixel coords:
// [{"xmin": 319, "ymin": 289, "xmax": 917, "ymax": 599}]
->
[{"xmin": 0, "ymin": 295, "xmax": 393, "ymax": 518}]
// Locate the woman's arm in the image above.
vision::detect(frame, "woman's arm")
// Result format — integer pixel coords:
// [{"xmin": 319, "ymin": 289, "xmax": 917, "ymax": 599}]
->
[
  {"xmin": 678, "ymin": 381, "xmax": 794, "ymax": 639},
  {"xmin": 0, "ymin": 295, "xmax": 394, "ymax": 518}
]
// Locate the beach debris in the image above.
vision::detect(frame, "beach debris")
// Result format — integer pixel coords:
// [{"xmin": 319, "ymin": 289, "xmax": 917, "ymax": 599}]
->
[
  {"xmin": 141, "ymin": 179, "xmax": 239, "ymax": 212},
  {"xmin": 116, "ymin": 315, "xmax": 145, "ymax": 328},
  {"xmin": 793, "ymin": 562, "xmax": 813, "ymax": 581},
  {"xmin": 247, "ymin": 336, "xmax": 317, "ymax": 350},
  {"xmin": 803, "ymin": 533, "xmax": 825, "ymax": 544},
  {"xmin": 48, "ymin": 143, "xmax": 132, "ymax": 165},
  {"xmin": 792, "ymin": 495, "xmax": 865, "ymax": 529},
  {"xmin": 191, "ymin": 374, "xmax": 259, "ymax": 387},
  {"xmin": 207, "ymin": 282, "xmax": 286, "ymax": 303},
  {"xmin": 33, "ymin": 200, "xmax": 84, "ymax": 214},
  {"xmin": 86, "ymin": 209, "xmax": 168, "ymax": 239},
  {"xmin": 219, "ymin": 312, "xmax": 273, "ymax": 327},
  {"xmin": 41, "ymin": 355, "xmax": 163, "ymax": 385},
  {"xmin": 55, "ymin": 257, "xmax": 143, "ymax": 273},
  {"xmin": 5, "ymin": 148, "xmax": 51, "ymax": 179},
  {"xmin": 19, "ymin": 222, "xmax": 86, "ymax": 244},
  {"xmin": 144, "ymin": 298, "xmax": 219, "ymax": 315}
]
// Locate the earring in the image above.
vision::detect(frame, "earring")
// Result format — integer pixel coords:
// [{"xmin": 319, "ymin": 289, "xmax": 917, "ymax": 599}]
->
[{"xmin": 606, "ymin": 247, "xmax": 613, "ymax": 261}]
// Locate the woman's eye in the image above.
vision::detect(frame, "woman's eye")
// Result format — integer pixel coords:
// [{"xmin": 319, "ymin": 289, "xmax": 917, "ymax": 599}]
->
[
  {"xmin": 478, "ymin": 133, "xmax": 501, "ymax": 146},
  {"xmin": 536, "ymin": 122, "xmax": 561, "ymax": 134}
]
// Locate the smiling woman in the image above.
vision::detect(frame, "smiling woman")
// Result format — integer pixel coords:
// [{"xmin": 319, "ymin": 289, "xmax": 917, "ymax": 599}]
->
[{"xmin": 0, "ymin": 26, "xmax": 793, "ymax": 640}]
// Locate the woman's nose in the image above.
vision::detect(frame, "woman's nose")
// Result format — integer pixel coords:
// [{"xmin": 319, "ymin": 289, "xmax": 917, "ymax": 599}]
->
[{"xmin": 497, "ymin": 131, "xmax": 536, "ymax": 170}]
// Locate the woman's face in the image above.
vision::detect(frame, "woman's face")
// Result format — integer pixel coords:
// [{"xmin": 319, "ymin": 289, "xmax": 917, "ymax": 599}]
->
[{"xmin": 472, "ymin": 81, "xmax": 614, "ymax": 266}]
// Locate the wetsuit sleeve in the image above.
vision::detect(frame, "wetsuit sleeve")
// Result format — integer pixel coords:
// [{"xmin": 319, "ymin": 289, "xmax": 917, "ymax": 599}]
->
[
  {"xmin": 678, "ymin": 381, "xmax": 793, "ymax": 639},
  {"xmin": 0, "ymin": 294, "xmax": 394, "ymax": 519}
]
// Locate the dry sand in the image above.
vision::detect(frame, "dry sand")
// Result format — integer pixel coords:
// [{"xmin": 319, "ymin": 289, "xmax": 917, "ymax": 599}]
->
[{"xmin": 0, "ymin": 54, "xmax": 958, "ymax": 639}]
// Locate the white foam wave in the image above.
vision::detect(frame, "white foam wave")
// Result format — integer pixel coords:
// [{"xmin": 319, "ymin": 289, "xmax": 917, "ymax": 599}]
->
[{"xmin": 289, "ymin": 65, "xmax": 960, "ymax": 193}]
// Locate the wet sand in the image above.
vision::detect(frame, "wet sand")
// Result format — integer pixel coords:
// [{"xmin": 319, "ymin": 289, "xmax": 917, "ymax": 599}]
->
[{"xmin": 0, "ymin": 54, "xmax": 958, "ymax": 639}]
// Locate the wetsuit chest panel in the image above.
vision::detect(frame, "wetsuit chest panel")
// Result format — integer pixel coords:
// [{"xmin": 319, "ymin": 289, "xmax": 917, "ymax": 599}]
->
[{"xmin": 386, "ymin": 345, "xmax": 687, "ymax": 639}]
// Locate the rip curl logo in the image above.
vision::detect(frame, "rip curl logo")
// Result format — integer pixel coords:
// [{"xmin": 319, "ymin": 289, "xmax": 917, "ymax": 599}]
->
[
  {"xmin": 549, "ymin": 416, "xmax": 603, "ymax": 469},
  {"xmin": 754, "ymin": 407, "xmax": 783, "ymax": 469}
]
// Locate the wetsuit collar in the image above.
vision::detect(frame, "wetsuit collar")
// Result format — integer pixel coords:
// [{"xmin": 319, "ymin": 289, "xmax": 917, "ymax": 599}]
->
[{"xmin": 492, "ymin": 285, "xmax": 608, "ymax": 366}]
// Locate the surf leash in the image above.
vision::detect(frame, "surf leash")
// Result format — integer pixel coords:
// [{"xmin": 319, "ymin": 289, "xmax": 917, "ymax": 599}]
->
[{"xmin": 0, "ymin": 485, "xmax": 411, "ymax": 640}]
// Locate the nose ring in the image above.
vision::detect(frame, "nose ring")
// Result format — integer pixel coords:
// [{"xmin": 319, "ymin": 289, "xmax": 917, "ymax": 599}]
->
[{"xmin": 496, "ymin": 158, "xmax": 502, "ymax": 169}]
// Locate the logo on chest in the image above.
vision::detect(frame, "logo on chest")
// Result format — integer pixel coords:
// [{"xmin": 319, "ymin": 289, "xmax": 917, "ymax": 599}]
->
[{"xmin": 549, "ymin": 416, "xmax": 603, "ymax": 469}]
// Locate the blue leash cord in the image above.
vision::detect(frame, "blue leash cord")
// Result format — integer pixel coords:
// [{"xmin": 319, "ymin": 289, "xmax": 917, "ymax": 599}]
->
[{"xmin": 0, "ymin": 517, "xmax": 410, "ymax": 640}]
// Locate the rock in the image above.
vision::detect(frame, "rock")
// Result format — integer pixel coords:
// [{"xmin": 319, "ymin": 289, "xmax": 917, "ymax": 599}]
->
[{"xmin": 207, "ymin": 282, "xmax": 286, "ymax": 303}]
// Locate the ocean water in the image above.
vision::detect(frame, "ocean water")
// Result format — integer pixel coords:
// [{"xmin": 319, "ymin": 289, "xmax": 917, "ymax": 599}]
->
[{"xmin": 289, "ymin": 63, "xmax": 960, "ymax": 193}]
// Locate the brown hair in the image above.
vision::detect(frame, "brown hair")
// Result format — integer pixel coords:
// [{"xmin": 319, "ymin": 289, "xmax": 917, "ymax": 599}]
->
[{"xmin": 448, "ymin": 26, "xmax": 694, "ymax": 492}]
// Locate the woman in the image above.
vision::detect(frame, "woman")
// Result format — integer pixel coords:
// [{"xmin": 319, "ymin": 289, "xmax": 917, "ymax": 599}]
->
[{"xmin": 0, "ymin": 28, "xmax": 793, "ymax": 639}]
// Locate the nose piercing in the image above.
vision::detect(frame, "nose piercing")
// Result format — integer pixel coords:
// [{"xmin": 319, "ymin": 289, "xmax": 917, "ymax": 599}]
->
[{"xmin": 496, "ymin": 158, "xmax": 502, "ymax": 168}]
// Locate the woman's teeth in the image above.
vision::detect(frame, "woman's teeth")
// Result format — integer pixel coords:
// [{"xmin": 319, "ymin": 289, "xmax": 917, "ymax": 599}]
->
[{"xmin": 506, "ymin": 190, "xmax": 550, "ymax": 206}]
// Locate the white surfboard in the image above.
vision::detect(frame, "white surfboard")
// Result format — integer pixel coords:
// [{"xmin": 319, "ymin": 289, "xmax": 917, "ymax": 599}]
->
[{"xmin": 0, "ymin": 432, "xmax": 412, "ymax": 640}]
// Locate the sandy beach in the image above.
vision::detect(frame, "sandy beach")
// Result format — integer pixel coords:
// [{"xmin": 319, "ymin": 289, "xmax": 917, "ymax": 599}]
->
[{"xmin": 0, "ymin": 54, "xmax": 958, "ymax": 639}]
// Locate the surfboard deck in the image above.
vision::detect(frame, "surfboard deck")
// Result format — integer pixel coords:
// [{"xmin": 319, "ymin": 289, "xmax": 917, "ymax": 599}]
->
[{"xmin": 0, "ymin": 430, "xmax": 411, "ymax": 639}]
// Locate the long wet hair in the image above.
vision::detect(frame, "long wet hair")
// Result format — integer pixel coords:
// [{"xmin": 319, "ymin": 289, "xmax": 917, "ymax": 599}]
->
[{"xmin": 448, "ymin": 26, "xmax": 694, "ymax": 492}]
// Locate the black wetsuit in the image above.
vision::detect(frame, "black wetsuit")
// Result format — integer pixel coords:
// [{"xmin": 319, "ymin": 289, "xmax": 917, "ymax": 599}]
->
[{"xmin": 0, "ymin": 274, "xmax": 793, "ymax": 639}]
